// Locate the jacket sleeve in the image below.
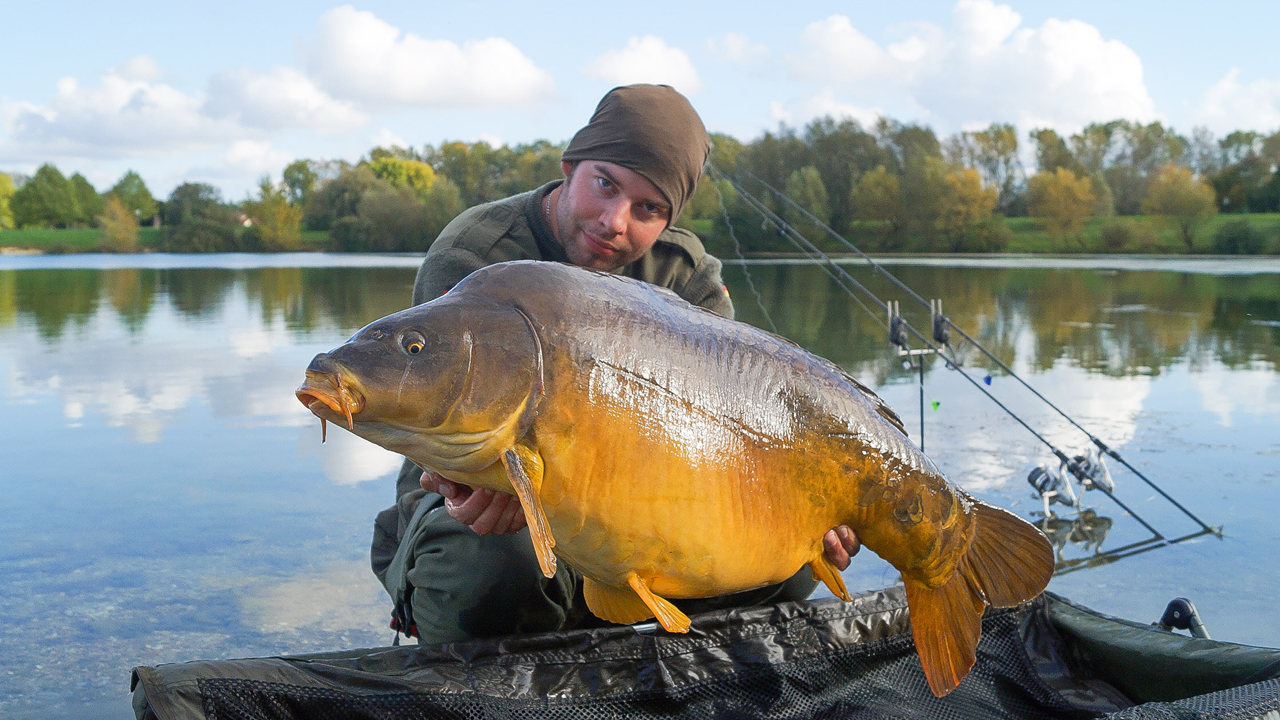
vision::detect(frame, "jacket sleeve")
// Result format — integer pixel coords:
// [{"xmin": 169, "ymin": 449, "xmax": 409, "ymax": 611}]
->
[
  {"xmin": 412, "ymin": 246, "xmax": 488, "ymax": 306},
  {"xmin": 683, "ymin": 253, "xmax": 735, "ymax": 320}
]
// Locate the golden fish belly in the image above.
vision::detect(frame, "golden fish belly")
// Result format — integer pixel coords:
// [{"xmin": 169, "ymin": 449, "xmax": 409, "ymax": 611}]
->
[{"xmin": 531, "ymin": 387, "xmax": 846, "ymax": 598}]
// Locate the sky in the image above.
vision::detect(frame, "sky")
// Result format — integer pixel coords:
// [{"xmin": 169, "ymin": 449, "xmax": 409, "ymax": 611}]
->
[{"xmin": 3, "ymin": 0, "xmax": 1279, "ymax": 200}]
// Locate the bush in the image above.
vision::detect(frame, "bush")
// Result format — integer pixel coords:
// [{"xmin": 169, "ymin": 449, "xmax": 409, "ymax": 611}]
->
[
  {"xmin": 161, "ymin": 183, "xmax": 243, "ymax": 253},
  {"xmin": 953, "ymin": 218, "xmax": 1012, "ymax": 252},
  {"xmin": 1100, "ymin": 223, "xmax": 1131, "ymax": 251},
  {"xmin": 1212, "ymin": 219, "xmax": 1267, "ymax": 255}
]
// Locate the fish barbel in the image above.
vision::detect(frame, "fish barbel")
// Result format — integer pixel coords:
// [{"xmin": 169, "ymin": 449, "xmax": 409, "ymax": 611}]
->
[{"xmin": 296, "ymin": 261, "xmax": 1054, "ymax": 697}]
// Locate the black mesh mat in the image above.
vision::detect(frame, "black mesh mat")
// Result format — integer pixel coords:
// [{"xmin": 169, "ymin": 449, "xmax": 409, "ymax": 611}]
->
[{"xmin": 132, "ymin": 588, "xmax": 1280, "ymax": 720}]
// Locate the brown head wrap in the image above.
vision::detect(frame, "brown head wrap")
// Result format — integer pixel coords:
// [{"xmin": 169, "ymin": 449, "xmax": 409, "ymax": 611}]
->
[{"xmin": 561, "ymin": 84, "xmax": 710, "ymax": 225}]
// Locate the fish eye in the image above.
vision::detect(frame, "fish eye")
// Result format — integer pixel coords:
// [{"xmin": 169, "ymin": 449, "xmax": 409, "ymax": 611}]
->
[{"xmin": 400, "ymin": 331, "xmax": 426, "ymax": 355}]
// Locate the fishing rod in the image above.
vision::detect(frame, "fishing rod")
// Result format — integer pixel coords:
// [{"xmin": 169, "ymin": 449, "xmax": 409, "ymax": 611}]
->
[
  {"xmin": 727, "ymin": 166, "xmax": 1219, "ymax": 537},
  {"xmin": 710, "ymin": 165, "xmax": 1181, "ymax": 541}
]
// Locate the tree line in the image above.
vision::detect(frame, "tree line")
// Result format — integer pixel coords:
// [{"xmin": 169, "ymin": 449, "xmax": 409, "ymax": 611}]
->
[{"xmin": 2, "ymin": 118, "xmax": 1278, "ymax": 254}]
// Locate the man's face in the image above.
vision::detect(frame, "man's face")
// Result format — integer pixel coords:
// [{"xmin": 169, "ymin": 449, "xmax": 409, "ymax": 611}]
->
[{"xmin": 553, "ymin": 160, "xmax": 671, "ymax": 271}]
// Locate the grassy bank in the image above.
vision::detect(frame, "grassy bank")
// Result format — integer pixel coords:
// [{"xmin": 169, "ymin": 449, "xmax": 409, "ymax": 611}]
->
[
  {"xmin": 0, "ymin": 228, "xmax": 330, "ymax": 254},
  {"xmin": 3, "ymin": 216, "xmax": 1279, "ymax": 255},
  {"xmin": 1003, "ymin": 213, "xmax": 1280, "ymax": 253}
]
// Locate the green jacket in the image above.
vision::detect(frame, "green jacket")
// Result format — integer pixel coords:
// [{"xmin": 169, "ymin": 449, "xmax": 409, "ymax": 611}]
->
[{"xmin": 412, "ymin": 180, "xmax": 734, "ymax": 319}]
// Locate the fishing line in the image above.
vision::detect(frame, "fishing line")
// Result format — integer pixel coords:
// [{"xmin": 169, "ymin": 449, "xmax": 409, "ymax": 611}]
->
[
  {"xmin": 711, "ymin": 176, "xmax": 778, "ymax": 333},
  {"xmin": 711, "ymin": 165, "xmax": 1177, "ymax": 540},
  {"xmin": 725, "ymin": 165, "xmax": 1217, "ymax": 537}
]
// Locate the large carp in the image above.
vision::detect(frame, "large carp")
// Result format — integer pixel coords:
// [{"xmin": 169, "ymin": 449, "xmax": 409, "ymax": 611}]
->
[{"xmin": 296, "ymin": 261, "xmax": 1054, "ymax": 697}]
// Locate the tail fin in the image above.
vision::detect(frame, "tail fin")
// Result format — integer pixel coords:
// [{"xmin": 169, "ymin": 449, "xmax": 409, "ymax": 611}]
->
[{"xmin": 906, "ymin": 499, "xmax": 1054, "ymax": 697}]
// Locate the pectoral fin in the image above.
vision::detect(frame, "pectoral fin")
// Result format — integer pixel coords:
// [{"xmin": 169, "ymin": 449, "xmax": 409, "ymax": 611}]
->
[
  {"xmin": 501, "ymin": 446, "xmax": 556, "ymax": 578},
  {"xmin": 809, "ymin": 554, "xmax": 852, "ymax": 602}
]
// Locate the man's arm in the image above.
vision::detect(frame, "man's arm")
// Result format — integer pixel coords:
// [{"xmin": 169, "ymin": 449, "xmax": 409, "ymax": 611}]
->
[{"xmin": 413, "ymin": 246, "xmax": 489, "ymax": 305}]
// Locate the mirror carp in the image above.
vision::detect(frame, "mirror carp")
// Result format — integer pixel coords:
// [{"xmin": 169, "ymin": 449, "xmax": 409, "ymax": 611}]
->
[{"xmin": 296, "ymin": 260, "xmax": 1054, "ymax": 697}]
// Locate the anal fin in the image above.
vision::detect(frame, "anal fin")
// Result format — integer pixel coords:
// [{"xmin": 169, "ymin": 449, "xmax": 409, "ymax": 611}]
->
[
  {"xmin": 583, "ymin": 577, "xmax": 654, "ymax": 626},
  {"xmin": 627, "ymin": 573, "xmax": 691, "ymax": 633},
  {"xmin": 905, "ymin": 572, "xmax": 985, "ymax": 698},
  {"xmin": 501, "ymin": 447, "xmax": 556, "ymax": 578},
  {"xmin": 809, "ymin": 554, "xmax": 852, "ymax": 601}
]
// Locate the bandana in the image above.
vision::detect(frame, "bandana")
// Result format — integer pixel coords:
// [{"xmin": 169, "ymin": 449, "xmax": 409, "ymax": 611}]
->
[{"xmin": 562, "ymin": 85, "xmax": 710, "ymax": 225}]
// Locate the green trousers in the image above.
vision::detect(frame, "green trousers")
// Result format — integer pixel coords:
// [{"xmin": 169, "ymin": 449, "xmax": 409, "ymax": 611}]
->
[{"xmin": 372, "ymin": 460, "xmax": 818, "ymax": 644}]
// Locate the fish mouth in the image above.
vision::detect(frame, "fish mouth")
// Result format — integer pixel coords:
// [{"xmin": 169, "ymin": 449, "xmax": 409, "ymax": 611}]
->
[{"xmin": 296, "ymin": 369, "xmax": 365, "ymax": 436}]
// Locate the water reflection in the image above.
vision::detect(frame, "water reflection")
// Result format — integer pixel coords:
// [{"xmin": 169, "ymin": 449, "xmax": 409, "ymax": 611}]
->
[{"xmin": 725, "ymin": 264, "xmax": 1280, "ymax": 379}]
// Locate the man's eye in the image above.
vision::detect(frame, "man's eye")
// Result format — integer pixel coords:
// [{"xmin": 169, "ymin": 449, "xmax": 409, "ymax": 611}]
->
[{"xmin": 596, "ymin": 176, "xmax": 613, "ymax": 190}]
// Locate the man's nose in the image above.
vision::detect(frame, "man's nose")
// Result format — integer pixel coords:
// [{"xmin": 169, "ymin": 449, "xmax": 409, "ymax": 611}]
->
[{"xmin": 600, "ymin": 198, "xmax": 628, "ymax": 235}]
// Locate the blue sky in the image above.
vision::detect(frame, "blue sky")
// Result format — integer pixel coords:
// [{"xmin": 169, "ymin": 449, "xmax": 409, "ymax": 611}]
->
[{"xmin": 3, "ymin": 0, "xmax": 1278, "ymax": 200}]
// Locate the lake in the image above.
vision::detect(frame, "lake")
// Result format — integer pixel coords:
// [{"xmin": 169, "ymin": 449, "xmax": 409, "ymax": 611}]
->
[{"xmin": 2, "ymin": 253, "xmax": 1278, "ymax": 719}]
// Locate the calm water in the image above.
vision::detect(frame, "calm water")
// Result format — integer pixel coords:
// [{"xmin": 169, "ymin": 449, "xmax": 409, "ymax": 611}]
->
[{"xmin": 2, "ymin": 254, "xmax": 1278, "ymax": 718}]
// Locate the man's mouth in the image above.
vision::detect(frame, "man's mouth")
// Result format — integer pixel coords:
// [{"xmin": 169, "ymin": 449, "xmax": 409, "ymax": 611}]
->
[{"xmin": 581, "ymin": 231, "xmax": 616, "ymax": 255}]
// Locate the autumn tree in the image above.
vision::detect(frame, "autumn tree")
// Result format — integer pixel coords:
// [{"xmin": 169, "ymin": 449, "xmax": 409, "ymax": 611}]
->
[
  {"xmin": 851, "ymin": 166, "xmax": 902, "ymax": 241},
  {"xmin": 937, "ymin": 166, "xmax": 998, "ymax": 248},
  {"xmin": 1027, "ymin": 168, "xmax": 1097, "ymax": 244},
  {"xmin": 242, "ymin": 177, "xmax": 303, "ymax": 251},
  {"xmin": 1141, "ymin": 165, "xmax": 1217, "ymax": 250},
  {"xmin": 98, "ymin": 195, "xmax": 139, "ymax": 252},
  {"xmin": 0, "ymin": 173, "xmax": 14, "ymax": 230},
  {"xmin": 369, "ymin": 156, "xmax": 437, "ymax": 197},
  {"xmin": 945, "ymin": 123, "xmax": 1022, "ymax": 214}
]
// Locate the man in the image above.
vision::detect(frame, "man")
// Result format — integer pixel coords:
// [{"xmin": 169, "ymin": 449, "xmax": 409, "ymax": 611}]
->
[{"xmin": 372, "ymin": 84, "xmax": 860, "ymax": 644}]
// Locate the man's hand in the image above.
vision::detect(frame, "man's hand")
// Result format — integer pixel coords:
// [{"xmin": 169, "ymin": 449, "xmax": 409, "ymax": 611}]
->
[
  {"xmin": 823, "ymin": 525, "xmax": 861, "ymax": 571},
  {"xmin": 421, "ymin": 471, "xmax": 528, "ymax": 535},
  {"xmin": 420, "ymin": 471, "xmax": 862, "ymax": 567}
]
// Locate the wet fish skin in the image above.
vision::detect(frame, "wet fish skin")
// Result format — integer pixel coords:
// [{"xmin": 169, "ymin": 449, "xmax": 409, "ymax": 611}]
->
[{"xmin": 296, "ymin": 260, "xmax": 1054, "ymax": 697}]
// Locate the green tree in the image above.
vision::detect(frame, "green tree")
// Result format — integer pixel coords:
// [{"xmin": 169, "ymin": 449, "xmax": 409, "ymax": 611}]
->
[
  {"xmin": 784, "ymin": 165, "xmax": 831, "ymax": 237},
  {"xmin": 1028, "ymin": 128, "xmax": 1082, "ymax": 176},
  {"xmin": 0, "ymin": 173, "xmax": 14, "ymax": 230},
  {"xmin": 161, "ymin": 183, "xmax": 242, "ymax": 252},
  {"xmin": 282, "ymin": 160, "xmax": 319, "ymax": 207},
  {"xmin": 98, "ymin": 195, "xmax": 139, "ymax": 252},
  {"xmin": 1141, "ymin": 165, "xmax": 1217, "ymax": 250},
  {"xmin": 108, "ymin": 170, "xmax": 159, "ymax": 222},
  {"xmin": 241, "ymin": 177, "xmax": 303, "ymax": 251},
  {"xmin": 69, "ymin": 173, "xmax": 103, "ymax": 226},
  {"xmin": 303, "ymin": 164, "xmax": 376, "ymax": 231},
  {"xmin": 1027, "ymin": 168, "xmax": 1097, "ymax": 244},
  {"xmin": 11, "ymin": 164, "xmax": 78, "ymax": 228}
]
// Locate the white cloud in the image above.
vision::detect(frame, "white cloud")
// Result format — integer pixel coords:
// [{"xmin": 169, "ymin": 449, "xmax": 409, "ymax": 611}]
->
[
  {"xmin": 768, "ymin": 90, "xmax": 883, "ymax": 130},
  {"xmin": 115, "ymin": 55, "xmax": 162, "ymax": 83},
  {"xmin": 370, "ymin": 127, "xmax": 408, "ymax": 150},
  {"xmin": 792, "ymin": 16, "xmax": 898, "ymax": 85},
  {"xmin": 205, "ymin": 66, "xmax": 366, "ymax": 133},
  {"xmin": 306, "ymin": 5, "xmax": 556, "ymax": 108},
  {"xmin": 222, "ymin": 140, "xmax": 293, "ymax": 176},
  {"xmin": 305, "ymin": 425, "xmax": 404, "ymax": 486},
  {"xmin": 584, "ymin": 36, "xmax": 704, "ymax": 96},
  {"xmin": 785, "ymin": 1, "xmax": 1157, "ymax": 133},
  {"xmin": 707, "ymin": 32, "xmax": 769, "ymax": 67},
  {"xmin": 1196, "ymin": 69, "xmax": 1280, "ymax": 135},
  {"xmin": 0, "ymin": 68, "xmax": 239, "ymax": 161}
]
